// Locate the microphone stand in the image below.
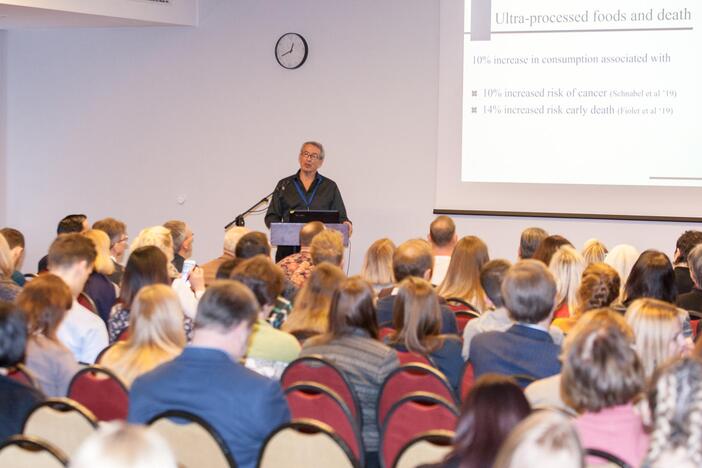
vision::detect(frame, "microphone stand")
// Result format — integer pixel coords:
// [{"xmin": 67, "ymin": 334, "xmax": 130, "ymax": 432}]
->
[{"xmin": 224, "ymin": 191, "xmax": 274, "ymax": 230}]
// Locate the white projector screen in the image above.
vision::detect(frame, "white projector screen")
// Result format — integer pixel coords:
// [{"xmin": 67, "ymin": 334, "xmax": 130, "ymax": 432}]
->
[{"xmin": 436, "ymin": 0, "xmax": 702, "ymax": 220}]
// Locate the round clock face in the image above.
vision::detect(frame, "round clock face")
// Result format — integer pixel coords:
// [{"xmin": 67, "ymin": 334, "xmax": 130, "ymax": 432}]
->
[{"xmin": 275, "ymin": 33, "xmax": 308, "ymax": 69}]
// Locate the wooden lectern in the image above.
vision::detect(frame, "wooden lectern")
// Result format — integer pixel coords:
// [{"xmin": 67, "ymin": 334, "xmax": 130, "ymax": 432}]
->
[{"xmin": 270, "ymin": 223, "xmax": 350, "ymax": 247}]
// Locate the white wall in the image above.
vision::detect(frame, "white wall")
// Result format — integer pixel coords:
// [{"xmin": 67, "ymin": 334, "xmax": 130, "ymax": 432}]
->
[
  {"xmin": 3, "ymin": 0, "xmax": 700, "ymax": 273},
  {"xmin": 0, "ymin": 30, "xmax": 6, "ymax": 227}
]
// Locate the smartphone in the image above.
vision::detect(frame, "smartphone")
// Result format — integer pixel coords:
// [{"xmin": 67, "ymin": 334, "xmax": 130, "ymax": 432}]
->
[{"xmin": 181, "ymin": 259, "xmax": 197, "ymax": 287}]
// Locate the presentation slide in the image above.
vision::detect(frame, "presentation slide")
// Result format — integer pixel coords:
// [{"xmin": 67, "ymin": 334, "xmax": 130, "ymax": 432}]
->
[{"xmin": 462, "ymin": 0, "xmax": 699, "ymax": 187}]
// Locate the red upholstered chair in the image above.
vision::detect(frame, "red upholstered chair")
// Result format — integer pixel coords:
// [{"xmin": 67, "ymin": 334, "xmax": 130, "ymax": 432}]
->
[
  {"xmin": 94, "ymin": 344, "xmax": 115, "ymax": 364},
  {"xmin": 395, "ymin": 351, "xmax": 433, "ymax": 367},
  {"xmin": 691, "ymin": 319, "xmax": 699, "ymax": 340},
  {"xmin": 379, "ymin": 392, "xmax": 459, "ymax": 468},
  {"xmin": 379, "ymin": 327, "xmax": 395, "ymax": 341},
  {"xmin": 445, "ymin": 298, "xmax": 479, "ymax": 314},
  {"xmin": 393, "ymin": 430, "xmax": 455, "ymax": 468},
  {"xmin": 284, "ymin": 382, "xmax": 363, "ymax": 465},
  {"xmin": 460, "ymin": 361, "xmax": 475, "ymax": 401},
  {"xmin": 67, "ymin": 366, "xmax": 129, "ymax": 421},
  {"xmin": 281, "ymin": 356, "xmax": 361, "ymax": 426},
  {"xmin": 77, "ymin": 292, "xmax": 98, "ymax": 314},
  {"xmin": 0, "ymin": 434, "xmax": 69, "ymax": 467},
  {"xmin": 377, "ymin": 363, "xmax": 457, "ymax": 428},
  {"xmin": 7, "ymin": 364, "xmax": 39, "ymax": 390},
  {"xmin": 116, "ymin": 327, "xmax": 130, "ymax": 342},
  {"xmin": 454, "ymin": 310, "xmax": 480, "ymax": 334}
]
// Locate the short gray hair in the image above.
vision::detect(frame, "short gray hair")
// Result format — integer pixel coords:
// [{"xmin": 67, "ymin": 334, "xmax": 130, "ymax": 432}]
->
[
  {"xmin": 300, "ymin": 141, "xmax": 325, "ymax": 160},
  {"xmin": 163, "ymin": 220, "xmax": 187, "ymax": 254},
  {"xmin": 223, "ymin": 227, "xmax": 249, "ymax": 255}
]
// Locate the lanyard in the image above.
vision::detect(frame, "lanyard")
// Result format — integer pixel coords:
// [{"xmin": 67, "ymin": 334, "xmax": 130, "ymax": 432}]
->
[{"xmin": 293, "ymin": 175, "xmax": 322, "ymax": 209}]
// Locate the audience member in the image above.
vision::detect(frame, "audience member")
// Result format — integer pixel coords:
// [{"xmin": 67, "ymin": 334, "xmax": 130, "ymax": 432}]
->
[
  {"xmin": 644, "ymin": 357, "xmax": 702, "ymax": 468},
  {"xmin": 387, "ymin": 277, "xmax": 463, "ymax": 393},
  {"xmin": 672, "ymin": 230, "xmax": 702, "ymax": 297},
  {"xmin": 376, "ymin": 239, "xmax": 458, "ymax": 334},
  {"xmin": 581, "ymin": 238, "xmax": 608, "ymax": 265},
  {"xmin": 70, "ymin": 422, "xmax": 178, "ymax": 468},
  {"xmin": 604, "ymin": 244, "xmax": 640, "ymax": 299},
  {"xmin": 92, "ymin": 217, "xmax": 128, "ymax": 285},
  {"xmin": 82, "ymin": 229, "xmax": 117, "ymax": 324},
  {"xmin": 300, "ymin": 277, "xmax": 400, "ymax": 466},
  {"xmin": 531, "ymin": 234, "xmax": 573, "ymax": 266},
  {"xmin": 676, "ymin": 243, "xmax": 702, "ymax": 314},
  {"xmin": 101, "ymin": 284, "xmax": 186, "ymax": 386},
  {"xmin": 428, "ymin": 216, "xmax": 457, "ymax": 285},
  {"xmin": 359, "ymin": 238, "xmax": 396, "ymax": 293},
  {"xmin": 625, "ymin": 298, "xmax": 690, "ymax": 380},
  {"xmin": 623, "ymin": 250, "xmax": 677, "ymax": 306},
  {"xmin": 231, "ymin": 256, "xmax": 301, "ymax": 378},
  {"xmin": 128, "ymin": 281, "xmax": 290, "ymax": 468},
  {"xmin": 16, "ymin": 274, "xmax": 81, "ymax": 396},
  {"xmin": 552, "ymin": 262, "xmax": 620, "ymax": 334},
  {"xmin": 0, "ymin": 302, "xmax": 44, "ymax": 441},
  {"xmin": 518, "ymin": 226, "xmax": 548, "ymax": 260},
  {"xmin": 216, "ymin": 258, "xmax": 243, "ymax": 280},
  {"xmin": 108, "ymin": 246, "xmax": 191, "ymax": 343},
  {"xmin": 162, "ymin": 220, "xmax": 194, "ymax": 273},
  {"xmin": 130, "ymin": 226, "xmax": 204, "ymax": 319},
  {"xmin": 282, "ymin": 262, "xmax": 346, "ymax": 341},
  {"xmin": 310, "ymin": 229, "xmax": 345, "ymax": 267},
  {"xmin": 0, "ymin": 227, "xmax": 26, "ymax": 286},
  {"xmin": 0, "ymin": 234, "xmax": 21, "ymax": 302},
  {"xmin": 235, "ymin": 231, "xmax": 296, "ymax": 304},
  {"xmin": 493, "ymin": 410, "xmax": 584, "ymax": 468},
  {"xmin": 277, "ymin": 221, "xmax": 325, "ymax": 287},
  {"xmin": 431, "ymin": 375, "xmax": 530, "ymax": 468},
  {"xmin": 37, "ymin": 213, "xmax": 89, "ymax": 273},
  {"xmin": 437, "ymin": 236, "xmax": 490, "ymax": 312},
  {"xmin": 561, "ymin": 309, "xmax": 647, "ymax": 467},
  {"xmin": 549, "ymin": 246, "xmax": 585, "ymax": 319},
  {"xmin": 48, "ymin": 233, "xmax": 108, "ymax": 363},
  {"xmin": 201, "ymin": 226, "xmax": 248, "ymax": 287},
  {"xmin": 470, "ymin": 260, "xmax": 561, "ymax": 385}
]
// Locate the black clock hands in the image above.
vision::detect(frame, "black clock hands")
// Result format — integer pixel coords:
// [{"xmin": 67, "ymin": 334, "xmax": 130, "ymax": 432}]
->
[{"xmin": 281, "ymin": 42, "xmax": 295, "ymax": 57}]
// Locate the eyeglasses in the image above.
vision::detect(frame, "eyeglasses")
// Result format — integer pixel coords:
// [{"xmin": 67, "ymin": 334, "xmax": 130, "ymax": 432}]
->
[
  {"xmin": 300, "ymin": 151, "xmax": 322, "ymax": 161},
  {"xmin": 117, "ymin": 236, "xmax": 128, "ymax": 244}
]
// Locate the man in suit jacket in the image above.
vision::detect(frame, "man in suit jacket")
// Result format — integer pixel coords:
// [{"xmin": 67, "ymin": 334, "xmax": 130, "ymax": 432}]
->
[
  {"xmin": 470, "ymin": 260, "xmax": 561, "ymax": 386},
  {"xmin": 376, "ymin": 239, "xmax": 458, "ymax": 335},
  {"xmin": 128, "ymin": 281, "xmax": 290, "ymax": 468},
  {"xmin": 677, "ymin": 243, "xmax": 702, "ymax": 315}
]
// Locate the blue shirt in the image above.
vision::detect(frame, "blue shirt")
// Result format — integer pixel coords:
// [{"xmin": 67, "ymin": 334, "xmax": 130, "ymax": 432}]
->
[{"xmin": 128, "ymin": 346, "xmax": 290, "ymax": 468}]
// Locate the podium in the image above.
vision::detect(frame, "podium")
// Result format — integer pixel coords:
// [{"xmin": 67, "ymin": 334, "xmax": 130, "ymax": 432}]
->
[{"xmin": 270, "ymin": 223, "xmax": 350, "ymax": 247}]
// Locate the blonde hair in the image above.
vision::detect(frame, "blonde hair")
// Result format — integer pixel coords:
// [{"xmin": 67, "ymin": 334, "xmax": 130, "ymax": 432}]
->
[
  {"xmin": 437, "ymin": 236, "xmax": 489, "ymax": 311},
  {"xmin": 625, "ymin": 298, "xmax": 685, "ymax": 379},
  {"xmin": 0, "ymin": 234, "xmax": 13, "ymax": 278},
  {"xmin": 283, "ymin": 263, "xmax": 346, "ymax": 335},
  {"xmin": 83, "ymin": 229, "xmax": 115, "ymax": 275},
  {"xmin": 549, "ymin": 246, "xmax": 585, "ymax": 315},
  {"xmin": 360, "ymin": 238, "xmax": 395, "ymax": 286},
  {"xmin": 582, "ymin": 238, "xmax": 608, "ymax": 265},
  {"xmin": 223, "ymin": 226, "xmax": 249, "ymax": 255},
  {"xmin": 130, "ymin": 226, "xmax": 178, "ymax": 278},
  {"xmin": 493, "ymin": 410, "xmax": 584, "ymax": 468},
  {"xmin": 70, "ymin": 422, "xmax": 177, "ymax": 468},
  {"xmin": 604, "ymin": 244, "xmax": 640, "ymax": 299},
  {"xmin": 101, "ymin": 284, "xmax": 185, "ymax": 385},
  {"xmin": 310, "ymin": 230, "xmax": 344, "ymax": 266}
]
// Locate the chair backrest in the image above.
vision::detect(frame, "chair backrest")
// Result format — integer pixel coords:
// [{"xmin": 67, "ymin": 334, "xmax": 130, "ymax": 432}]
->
[
  {"xmin": 393, "ymin": 430, "xmax": 454, "ymax": 468},
  {"xmin": 7, "ymin": 363, "xmax": 40, "ymax": 390},
  {"xmin": 691, "ymin": 319, "xmax": 699, "ymax": 340},
  {"xmin": 148, "ymin": 409, "xmax": 237, "ymax": 468},
  {"xmin": 94, "ymin": 343, "xmax": 115, "ymax": 364},
  {"xmin": 67, "ymin": 365, "xmax": 129, "ymax": 421},
  {"xmin": 378, "ymin": 327, "xmax": 395, "ymax": 341},
  {"xmin": 22, "ymin": 398, "xmax": 98, "ymax": 459},
  {"xmin": 445, "ymin": 298, "xmax": 480, "ymax": 313},
  {"xmin": 77, "ymin": 292, "xmax": 98, "ymax": 314},
  {"xmin": 377, "ymin": 363, "xmax": 457, "ymax": 428},
  {"xmin": 454, "ymin": 310, "xmax": 480, "ymax": 334},
  {"xmin": 281, "ymin": 356, "xmax": 361, "ymax": 425},
  {"xmin": 0, "ymin": 435, "xmax": 68, "ymax": 468},
  {"xmin": 460, "ymin": 361, "xmax": 475, "ymax": 401},
  {"xmin": 284, "ymin": 382, "xmax": 363, "ymax": 465},
  {"xmin": 258, "ymin": 420, "xmax": 357, "ymax": 468},
  {"xmin": 511, "ymin": 373, "xmax": 537, "ymax": 388},
  {"xmin": 395, "ymin": 351, "xmax": 433, "ymax": 366},
  {"xmin": 380, "ymin": 392, "xmax": 458, "ymax": 468},
  {"xmin": 585, "ymin": 448, "xmax": 633, "ymax": 468}
]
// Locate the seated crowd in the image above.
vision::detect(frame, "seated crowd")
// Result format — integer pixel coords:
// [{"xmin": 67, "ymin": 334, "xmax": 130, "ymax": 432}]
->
[{"xmin": 2, "ymin": 214, "xmax": 702, "ymax": 467}]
